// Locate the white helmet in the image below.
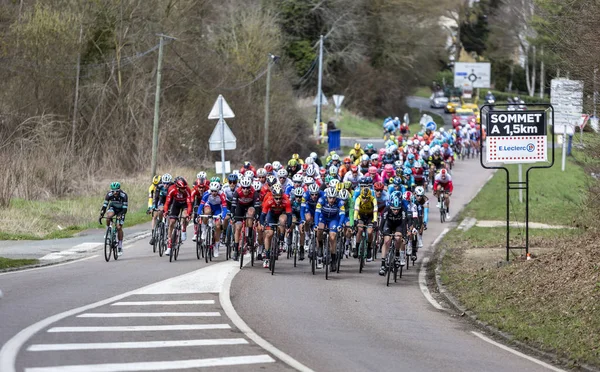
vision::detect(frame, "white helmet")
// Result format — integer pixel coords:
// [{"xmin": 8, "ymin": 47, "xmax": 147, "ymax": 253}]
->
[
  {"xmin": 325, "ymin": 187, "xmax": 337, "ymax": 198},
  {"xmin": 331, "ymin": 154, "xmax": 340, "ymax": 161},
  {"xmin": 252, "ymin": 180, "xmax": 262, "ymax": 191},
  {"xmin": 292, "ymin": 173, "xmax": 303, "ymax": 183},
  {"xmin": 361, "ymin": 154, "xmax": 369, "ymax": 162},
  {"xmin": 239, "ymin": 177, "xmax": 252, "ymax": 188},
  {"xmin": 310, "ymin": 152, "xmax": 318, "ymax": 159},
  {"xmin": 161, "ymin": 173, "xmax": 173, "ymax": 183},
  {"xmin": 256, "ymin": 168, "xmax": 267, "ymax": 177},
  {"xmin": 407, "ymin": 139, "xmax": 413, "ymax": 146},
  {"xmin": 305, "ymin": 166, "xmax": 316, "ymax": 177},
  {"xmin": 244, "ymin": 170, "xmax": 254, "ymax": 179},
  {"xmin": 308, "ymin": 183, "xmax": 320, "ymax": 194},
  {"xmin": 196, "ymin": 171, "xmax": 206, "ymax": 180},
  {"xmin": 277, "ymin": 169, "xmax": 288, "ymax": 178},
  {"xmin": 304, "ymin": 176, "xmax": 315, "ymax": 185},
  {"xmin": 440, "ymin": 127, "xmax": 445, "ymax": 133},
  {"xmin": 329, "ymin": 179, "xmax": 340, "ymax": 189},
  {"xmin": 272, "ymin": 161, "xmax": 282, "ymax": 170},
  {"xmin": 338, "ymin": 189, "xmax": 350, "ymax": 200},
  {"xmin": 209, "ymin": 181, "xmax": 221, "ymax": 191},
  {"xmin": 232, "ymin": 170, "xmax": 240, "ymax": 176},
  {"xmin": 328, "ymin": 165, "xmax": 338, "ymax": 175},
  {"xmin": 305, "ymin": 157, "xmax": 314, "ymax": 165},
  {"xmin": 370, "ymin": 154, "xmax": 378, "ymax": 161},
  {"xmin": 415, "ymin": 186, "xmax": 425, "ymax": 196},
  {"xmin": 394, "ymin": 116, "xmax": 399, "ymax": 121},
  {"xmin": 386, "ymin": 147, "xmax": 394, "ymax": 155},
  {"xmin": 293, "ymin": 187, "xmax": 304, "ymax": 197},
  {"xmin": 413, "ymin": 140, "xmax": 420, "ymax": 147},
  {"xmin": 423, "ymin": 145, "xmax": 430, "ymax": 152}
]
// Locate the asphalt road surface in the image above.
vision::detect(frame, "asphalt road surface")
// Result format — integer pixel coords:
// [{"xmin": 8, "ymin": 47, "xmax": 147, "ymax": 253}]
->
[{"xmin": 0, "ymin": 156, "xmax": 563, "ymax": 372}]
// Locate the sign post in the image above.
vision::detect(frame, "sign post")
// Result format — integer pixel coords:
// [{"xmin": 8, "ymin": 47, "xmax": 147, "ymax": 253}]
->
[
  {"xmin": 208, "ymin": 95, "xmax": 236, "ymax": 181},
  {"xmin": 332, "ymin": 94, "xmax": 345, "ymax": 123},
  {"xmin": 481, "ymin": 104, "xmax": 555, "ymax": 261}
]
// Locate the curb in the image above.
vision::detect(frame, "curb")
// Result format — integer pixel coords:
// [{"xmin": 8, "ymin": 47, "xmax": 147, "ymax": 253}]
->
[
  {"xmin": 0, "ymin": 231, "xmax": 151, "ymax": 274},
  {"xmin": 433, "ymin": 244, "xmax": 600, "ymax": 372}
]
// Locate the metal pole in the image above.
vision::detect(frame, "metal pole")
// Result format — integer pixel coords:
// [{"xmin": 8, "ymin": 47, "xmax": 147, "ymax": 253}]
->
[
  {"xmin": 518, "ymin": 164, "xmax": 523, "ymax": 203},
  {"xmin": 71, "ymin": 24, "xmax": 83, "ymax": 152},
  {"xmin": 151, "ymin": 35, "xmax": 165, "ymax": 178},
  {"xmin": 264, "ymin": 56, "xmax": 272, "ymax": 162},
  {"xmin": 561, "ymin": 125, "xmax": 567, "ymax": 171},
  {"xmin": 316, "ymin": 35, "xmax": 324, "ymax": 139},
  {"xmin": 594, "ymin": 66, "xmax": 598, "ymax": 118},
  {"xmin": 219, "ymin": 95, "xmax": 226, "ymax": 182}
]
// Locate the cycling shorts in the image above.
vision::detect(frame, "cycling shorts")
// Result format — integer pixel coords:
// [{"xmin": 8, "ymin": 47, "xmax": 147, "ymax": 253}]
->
[
  {"xmin": 203, "ymin": 204, "xmax": 223, "ymax": 218},
  {"xmin": 107, "ymin": 207, "xmax": 126, "ymax": 225},
  {"xmin": 318, "ymin": 216, "xmax": 339, "ymax": 231},
  {"xmin": 382, "ymin": 219, "xmax": 403, "ymax": 235},
  {"xmin": 357, "ymin": 213, "xmax": 375, "ymax": 227},
  {"xmin": 234, "ymin": 203, "xmax": 255, "ymax": 221},
  {"xmin": 168, "ymin": 201, "xmax": 188, "ymax": 219},
  {"xmin": 265, "ymin": 211, "xmax": 284, "ymax": 228}
]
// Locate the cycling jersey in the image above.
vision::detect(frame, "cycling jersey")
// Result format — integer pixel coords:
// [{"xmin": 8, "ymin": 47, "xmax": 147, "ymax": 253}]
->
[
  {"xmin": 343, "ymin": 171, "xmax": 361, "ymax": 186},
  {"xmin": 152, "ymin": 182, "xmax": 171, "ymax": 208},
  {"xmin": 375, "ymin": 190, "xmax": 388, "ymax": 213},
  {"xmin": 415, "ymin": 195, "xmax": 429, "ymax": 225},
  {"xmin": 199, "ymin": 190, "xmax": 228, "ymax": 219},
  {"xmin": 164, "ymin": 184, "xmax": 192, "ymax": 216},
  {"xmin": 427, "ymin": 155, "xmax": 444, "ymax": 170},
  {"xmin": 221, "ymin": 183, "xmax": 238, "ymax": 203},
  {"xmin": 260, "ymin": 194, "xmax": 293, "ymax": 227},
  {"xmin": 315, "ymin": 197, "xmax": 346, "ymax": 230},
  {"xmin": 300, "ymin": 191, "xmax": 323, "ymax": 222},
  {"xmin": 433, "ymin": 173, "xmax": 454, "ymax": 193},
  {"xmin": 101, "ymin": 190, "xmax": 129, "ymax": 215},
  {"xmin": 349, "ymin": 149, "xmax": 365, "ymax": 163},
  {"xmin": 147, "ymin": 184, "xmax": 156, "ymax": 209},
  {"xmin": 354, "ymin": 194, "xmax": 378, "ymax": 222}
]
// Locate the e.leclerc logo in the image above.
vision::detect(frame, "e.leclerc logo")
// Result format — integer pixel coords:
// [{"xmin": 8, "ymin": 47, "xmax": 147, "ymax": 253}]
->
[
  {"xmin": 526, "ymin": 143, "xmax": 535, "ymax": 152},
  {"xmin": 498, "ymin": 143, "xmax": 536, "ymax": 152}
]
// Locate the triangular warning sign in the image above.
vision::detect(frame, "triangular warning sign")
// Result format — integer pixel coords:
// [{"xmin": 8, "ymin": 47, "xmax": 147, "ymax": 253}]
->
[
  {"xmin": 208, "ymin": 95, "xmax": 235, "ymax": 119},
  {"xmin": 208, "ymin": 119, "xmax": 237, "ymax": 151},
  {"xmin": 312, "ymin": 92, "xmax": 328, "ymax": 106}
]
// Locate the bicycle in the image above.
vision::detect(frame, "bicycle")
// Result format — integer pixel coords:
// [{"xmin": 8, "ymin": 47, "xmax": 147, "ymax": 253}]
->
[
  {"xmin": 438, "ymin": 192, "xmax": 448, "ymax": 223},
  {"xmin": 236, "ymin": 216, "xmax": 257, "ymax": 269},
  {"xmin": 153, "ymin": 213, "xmax": 167, "ymax": 257},
  {"xmin": 384, "ymin": 233, "xmax": 403, "ymax": 286},
  {"xmin": 224, "ymin": 216, "xmax": 234, "ymax": 261},
  {"xmin": 305, "ymin": 224, "xmax": 317, "ymax": 275},
  {"xmin": 169, "ymin": 213, "xmax": 187, "ymax": 262},
  {"xmin": 335, "ymin": 230, "xmax": 344, "ymax": 274},
  {"xmin": 355, "ymin": 224, "xmax": 369, "ymax": 273},
  {"xmin": 268, "ymin": 223, "xmax": 284, "ymax": 275},
  {"xmin": 316, "ymin": 227, "xmax": 331, "ymax": 280},
  {"xmin": 101, "ymin": 216, "xmax": 121, "ymax": 262},
  {"xmin": 197, "ymin": 215, "xmax": 219, "ymax": 264},
  {"xmin": 288, "ymin": 221, "xmax": 301, "ymax": 267}
]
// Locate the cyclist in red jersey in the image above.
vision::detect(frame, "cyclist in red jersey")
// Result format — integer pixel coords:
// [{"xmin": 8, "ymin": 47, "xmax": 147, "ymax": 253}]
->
[
  {"xmin": 231, "ymin": 177, "xmax": 261, "ymax": 261},
  {"xmin": 239, "ymin": 161, "xmax": 256, "ymax": 175},
  {"xmin": 260, "ymin": 184, "xmax": 292, "ymax": 268},
  {"xmin": 163, "ymin": 178, "xmax": 192, "ymax": 255},
  {"xmin": 191, "ymin": 173, "xmax": 210, "ymax": 242}
]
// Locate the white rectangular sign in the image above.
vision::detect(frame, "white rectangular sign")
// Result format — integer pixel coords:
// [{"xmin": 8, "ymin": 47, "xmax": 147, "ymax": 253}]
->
[
  {"xmin": 486, "ymin": 136, "xmax": 547, "ymax": 163},
  {"xmin": 215, "ymin": 161, "xmax": 231, "ymax": 173},
  {"xmin": 454, "ymin": 62, "xmax": 491, "ymax": 88}
]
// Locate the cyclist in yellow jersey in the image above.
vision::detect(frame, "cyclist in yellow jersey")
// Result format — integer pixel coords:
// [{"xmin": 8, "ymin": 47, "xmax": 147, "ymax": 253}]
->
[
  {"xmin": 353, "ymin": 187, "xmax": 378, "ymax": 261},
  {"xmin": 147, "ymin": 175, "xmax": 160, "ymax": 244},
  {"xmin": 349, "ymin": 142, "xmax": 365, "ymax": 165}
]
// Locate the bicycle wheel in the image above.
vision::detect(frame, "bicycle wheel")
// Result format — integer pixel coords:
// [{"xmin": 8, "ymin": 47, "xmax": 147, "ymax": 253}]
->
[
  {"xmin": 324, "ymin": 237, "xmax": 329, "ymax": 280},
  {"xmin": 152, "ymin": 226, "xmax": 157, "ymax": 253},
  {"xmin": 394, "ymin": 257, "xmax": 399, "ymax": 283},
  {"xmin": 170, "ymin": 223, "xmax": 179, "ymax": 262},
  {"xmin": 386, "ymin": 251, "xmax": 393, "ymax": 287},
  {"xmin": 112, "ymin": 228, "xmax": 119, "ymax": 260},
  {"xmin": 359, "ymin": 239, "xmax": 366, "ymax": 273},
  {"xmin": 270, "ymin": 233, "xmax": 277, "ymax": 275},
  {"xmin": 336, "ymin": 238, "xmax": 343, "ymax": 273},
  {"xmin": 293, "ymin": 230, "xmax": 298, "ymax": 268},
  {"xmin": 174, "ymin": 235, "xmax": 180, "ymax": 261},
  {"xmin": 104, "ymin": 226, "xmax": 112, "ymax": 262}
]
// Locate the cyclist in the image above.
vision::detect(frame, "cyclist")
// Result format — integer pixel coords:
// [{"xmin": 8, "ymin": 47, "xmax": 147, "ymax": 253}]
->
[
  {"xmin": 326, "ymin": 153, "xmax": 341, "ymax": 169},
  {"xmin": 286, "ymin": 159, "xmax": 300, "ymax": 177},
  {"xmin": 231, "ymin": 177, "xmax": 261, "ymax": 261},
  {"xmin": 277, "ymin": 169, "xmax": 292, "ymax": 190},
  {"xmin": 368, "ymin": 166, "xmax": 382, "ymax": 183},
  {"xmin": 364, "ymin": 143, "xmax": 377, "ymax": 158},
  {"xmin": 221, "ymin": 173, "xmax": 239, "ymax": 244},
  {"xmin": 441, "ymin": 143, "xmax": 455, "ymax": 169},
  {"xmin": 300, "ymin": 183, "xmax": 322, "ymax": 255},
  {"xmin": 370, "ymin": 153, "xmax": 382, "ymax": 170},
  {"xmin": 349, "ymin": 142, "xmax": 365, "ymax": 165},
  {"xmin": 433, "ymin": 168, "xmax": 453, "ymax": 219},
  {"xmin": 260, "ymin": 184, "xmax": 292, "ymax": 268},
  {"xmin": 400, "ymin": 168, "xmax": 415, "ymax": 192},
  {"xmin": 256, "ymin": 168, "xmax": 268, "ymax": 186},
  {"xmin": 147, "ymin": 175, "xmax": 160, "ymax": 245},
  {"xmin": 379, "ymin": 196, "xmax": 405, "ymax": 276},
  {"xmin": 343, "ymin": 165, "xmax": 362, "ymax": 186},
  {"xmin": 239, "ymin": 161, "xmax": 256, "ymax": 175},
  {"xmin": 150, "ymin": 173, "xmax": 173, "ymax": 245},
  {"xmin": 353, "ymin": 186, "xmax": 378, "ymax": 261},
  {"xmin": 413, "ymin": 186, "xmax": 429, "ymax": 253},
  {"xmin": 287, "ymin": 187, "xmax": 305, "ymax": 259},
  {"xmin": 338, "ymin": 188, "xmax": 353, "ymax": 257},
  {"xmin": 190, "ymin": 172, "xmax": 210, "ymax": 242},
  {"xmin": 98, "ymin": 182, "xmax": 128, "ymax": 256},
  {"xmin": 338, "ymin": 157, "xmax": 352, "ymax": 179},
  {"xmin": 198, "ymin": 181, "xmax": 228, "ymax": 258},
  {"xmin": 163, "ymin": 178, "xmax": 192, "ymax": 256},
  {"xmin": 286, "ymin": 173, "xmax": 304, "ymax": 195},
  {"xmin": 314, "ymin": 187, "xmax": 345, "ymax": 271},
  {"xmin": 358, "ymin": 155, "xmax": 370, "ymax": 174}
]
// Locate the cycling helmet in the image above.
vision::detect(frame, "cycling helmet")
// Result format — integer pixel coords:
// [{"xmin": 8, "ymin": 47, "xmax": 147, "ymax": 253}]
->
[
  {"xmin": 414, "ymin": 161, "xmax": 422, "ymax": 169},
  {"xmin": 293, "ymin": 187, "xmax": 304, "ymax": 197},
  {"xmin": 370, "ymin": 154, "xmax": 379, "ymax": 161},
  {"xmin": 403, "ymin": 191, "xmax": 413, "ymax": 201},
  {"xmin": 209, "ymin": 181, "xmax": 220, "ymax": 191},
  {"xmin": 364, "ymin": 176, "xmax": 373, "ymax": 184},
  {"xmin": 161, "ymin": 173, "xmax": 172, "ymax": 183},
  {"xmin": 324, "ymin": 175, "xmax": 334, "ymax": 184},
  {"xmin": 440, "ymin": 169, "xmax": 447, "ymax": 178},
  {"xmin": 394, "ymin": 160, "xmax": 403, "ymax": 168},
  {"xmin": 308, "ymin": 183, "xmax": 320, "ymax": 194},
  {"xmin": 264, "ymin": 163, "xmax": 273, "ymax": 173},
  {"xmin": 354, "ymin": 142, "xmax": 361, "ymax": 150},
  {"xmin": 360, "ymin": 187, "xmax": 370, "ymax": 198},
  {"xmin": 320, "ymin": 168, "xmax": 326, "ymax": 177},
  {"xmin": 325, "ymin": 187, "xmax": 338, "ymax": 198},
  {"xmin": 390, "ymin": 135, "xmax": 396, "ymax": 141},
  {"xmin": 336, "ymin": 182, "xmax": 344, "ymax": 191},
  {"xmin": 414, "ymin": 140, "xmax": 420, "ymax": 147},
  {"xmin": 403, "ymin": 168, "xmax": 413, "ymax": 176},
  {"xmin": 304, "ymin": 176, "xmax": 315, "ymax": 185},
  {"xmin": 393, "ymin": 177, "xmax": 402, "ymax": 186},
  {"xmin": 329, "ymin": 165, "xmax": 338, "ymax": 175},
  {"xmin": 243, "ymin": 161, "xmax": 252, "ymax": 168},
  {"xmin": 197, "ymin": 171, "xmax": 207, "ymax": 180},
  {"xmin": 390, "ymin": 197, "xmax": 402, "ymax": 209},
  {"xmin": 228, "ymin": 174, "xmax": 238, "ymax": 183},
  {"xmin": 110, "ymin": 181, "xmax": 121, "ymax": 190},
  {"xmin": 407, "ymin": 153, "xmax": 415, "ymax": 160},
  {"xmin": 361, "ymin": 154, "xmax": 369, "ymax": 162},
  {"xmin": 358, "ymin": 177, "xmax": 367, "ymax": 186},
  {"xmin": 366, "ymin": 143, "xmax": 374, "ymax": 150},
  {"xmin": 384, "ymin": 164, "xmax": 394, "ymax": 172},
  {"xmin": 244, "ymin": 170, "xmax": 255, "ymax": 179},
  {"xmin": 210, "ymin": 176, "xmax": 219, "ymax": 183},
  {"xmin": 266, "ymin": 175, "xmax": 277, "ymax": 186},
  {"xmin": 305, "ymin": 157, "xmax": 314, "ymax": 165},
  {"xmin": 338, "ymin": 189, "xmax": 350, "ymax": 200},
  {"xmin": 378, "ymin": 148, "xmax": 386, "ymax": 156},
  {"xmin": 351, "ymin": 165, "xmax": 359, "ymax": 172},
  {"xmin": 310, "ymin": 152, "xmax": 318, "ymax": 159},
  {"xmin": 386, "ymin": 147, "xmax": 394, "ymax": 155},
  {"xmin": 343, "ymin": 181, "xmax": 352, "ymax": 190},
  {"xmin": 292, "ymin": 153, "xmax": 300, "ymax": 161},
  {"xmin": 423, "ymin": 145, "xmax": 430, "ymax": 152},
  {"xmin": 252, "ymin": 180, "xmax": 262, "ymax": 191},
  {"xmin": 292, "ymin": 173, "xmax": 303, "ymax": 183},
  {"xmin": 407, "ymin": 140, "xmax": 414, "ymax": 147},
  {"xmin": 331, "ymin": 153, "xmax": 340, "ymax": 161},
  {"xmin": 368, "ymin": 166, "xmax": 377, "ymax": 175},
  {"xmin": 175, "ymin": 179, "xmax": 185, "ymax": 189},
  {"xmin": 305, "ymin": 166, "xmax": 316, "ymax": 177},
  {"xmin": 240, "ymin": 177, "xmax": 252, "ymax": 188},
  {"xmin": 443, "ymin": 143, "xmax": 449, "ymax": 148},
  {"xmin": 440, "ymin": 127, "xmax": 445, "ymax": 133},
  {"xmin": 272, "ymin": 184, "xmax": 283, "ymax": 196},
  {"xmin": 152, "ymin": 175, "xmax": 160, "ymax": 185},
  {"xmin": 272, "ymin": 161, "xmax": 282, "ymax": 170},
  {"xmin": 277, "ymin": 169, "xmax": 288, "ymax": 178},
  {"xmin": 374, "ymin": 182, "xmax": 385, "ymax": 191},
  {"xmin": 343, "ymin": 157, "xmax": 352, "ymax": 164},
  {"xmin": 415, "ymin": 186, "xmax": 425, "ymax": 196},
  {"xmin": 288, "ymin": 159, "xmax": 298, "ymax": 167},
  {"xmin": 329, "ymin": 179, "xmax": 340, "ymax": 189},
  {"xmin": 256, "ymin": 168, "xmax": 267, "ymax": 177}
]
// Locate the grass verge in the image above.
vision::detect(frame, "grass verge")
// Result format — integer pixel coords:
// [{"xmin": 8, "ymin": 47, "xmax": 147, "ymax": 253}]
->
[
  {"xmin": 412, "ymin": 86, "xmax": 432, "ymax": 98},
  {"xmin": 0, "ymin": 257, "xmax": 38, "ymax": 269}
]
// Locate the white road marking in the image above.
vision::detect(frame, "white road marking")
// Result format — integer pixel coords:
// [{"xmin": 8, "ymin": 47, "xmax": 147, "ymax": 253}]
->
[
  {"xmin": 27, "ymin": 338, "xmax": 248, "ymax": 351},
  {"xmin": 39, "ymin": 243, "xmax": 102, "ymax": 261},
  {"xmin": 111, "ymin": 300, "xmax": 215, "ymax": 306},
  {"xmin": 47, "ymin": 324, "xmax": 231, "ymax": 333},
  {"xmin": 0, "ymin": 255, "xmax": 98, "ymax": 277},
  {"xmin": 418, "ymin": 258, "xmax": 444, "ymax": 310},
  {"xmin": 431, "ymin": 227, "xmax": 450, "ymax": 248},
  {"xmin": 471, "ymin": 332, "xmax": 566, "ymax": 372},
  {"xmin": 24, "ymin": 354, "xmax": 275, "ymax": 372},
  {"xmin": 221, "ymin": 261, "xmax": 316, "ymax": 372},
  {"xmin": 77, "ymin": 312, "xmax": 220, "ymax": 318}
]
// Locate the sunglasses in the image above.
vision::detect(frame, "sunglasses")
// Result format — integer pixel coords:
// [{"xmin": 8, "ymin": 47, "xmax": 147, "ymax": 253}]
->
[
  {"xmin": 273, "ymin": 197, "xmax": 282, "ymax": 201},
  {"xmin": 211, "ymin": 190, "xmax": 218, "ymax": 193},
  {"xmin": 259, "ymin": 176, "xmax": 266, "ymax": 180},
  {"xmin": 242, "ymin": 186, "xmax": 251, "ymax": 190}
]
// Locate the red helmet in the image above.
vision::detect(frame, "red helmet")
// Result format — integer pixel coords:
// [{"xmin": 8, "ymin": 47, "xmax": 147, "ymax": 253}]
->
[
  {"xmin": 374, "ymin": 182, "xmax": 385, "ymax": 191},
  {"xmin": 175, "ymin": 180, "xmax": 185, "ymax": 189},
  {"xmin": 320, "ymin": 168, "xmax": 327, "ymax": 176},
  {"xmin": 265, "ymin": 163, "xmax": 273, "ymax": 173},
  {"xmin": 440, "ymin": 169, "xmax": 447, "ymax": 178},
  {"xmin": 343, "ymin": 157, "xmax": 352, "ymax": 164},
  {"xmin": 443, "ymin": 143, "xmax": 449, "ymax": 148},
  {"xmin": 350, "ymin": 165, "xmax": 358, "ymax": 172}
]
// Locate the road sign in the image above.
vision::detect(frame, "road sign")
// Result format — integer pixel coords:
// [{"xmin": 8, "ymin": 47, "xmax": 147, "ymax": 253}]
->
[
  {"xmin": 208, "ymin": 96, "xmax": 235, "ymax": 119},
  {"xmin": 332, "ymin": 95, "xmax": 345, "ymax": 108},
  {"xmin": 486, "ymin": 110, "xmax": 547, "ymax": 163},
  {"xmin": 312, "ymin": 92, "xmax": 328, "ymax": 106},
  {"xmin": 403, "ymin": 113, "xmax": 410, "ymax": 125},
  {"xmin": 215, "ymin": 161, "xmax": 231, "ymax": 174},
  {"xmin": 426, "ymin": 121, "xmax": 437, "ymax": 131},
  {"xmin": 209, "ymin": 118, "xmax": 237, "ymax": 151},
  {"xmin": 578, "ymin": 114, "xmax": 590, "ymax": 129},
  {"xmin": 454, "ymin": 62, "xmax": 491, "ymax": 88}
]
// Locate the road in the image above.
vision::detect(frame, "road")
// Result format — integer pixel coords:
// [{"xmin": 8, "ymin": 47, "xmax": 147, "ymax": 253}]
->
[{"xmin": 0, "ymin": 154, "xmax": 565, "ymax": 372}]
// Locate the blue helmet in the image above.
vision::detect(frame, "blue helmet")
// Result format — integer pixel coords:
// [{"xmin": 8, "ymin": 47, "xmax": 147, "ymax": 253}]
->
[
  {"xmin": 393, "ymin": 177, "xmax": 402, "ymax": 186},
  {"xmin": 228, "ymin": 173, "xmax": 238, "ymax": 182},
  {"xmin": 390, "ymin": 196, "xmax": 402, "ymax": 209},
  {"xmin": 403, "ymin": 168, "xmax": 413, "ymax": 176},
  {"xmin": 364, "ymin": 176, "xmax": 373, "ymax": 184},
  {"xmin": 407, "ymin": 153, "xmax": 415, "ymax": 161}
]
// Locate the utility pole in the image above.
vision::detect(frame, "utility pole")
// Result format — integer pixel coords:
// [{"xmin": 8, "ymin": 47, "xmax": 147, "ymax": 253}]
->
[
  {"xmin": 71, "ymin": 24, "xmax": 83, "ymax": 152},
  {"xmin": 264, "ymin": 54, "xmax": 278, "ymax": 162},
  {"xmin": 150, "ymin": 34, "xmax": 175, "ymax": 178},
  {"xmin": 316, "ymin": 35, "xmax": 324, "ymax": 139}
]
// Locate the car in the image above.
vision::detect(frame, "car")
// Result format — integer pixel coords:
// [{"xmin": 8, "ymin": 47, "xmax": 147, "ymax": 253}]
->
[
  {"xmin": 452, "ymin": 108, "xmax": 477, "ymax": 129},
  {"xmin": 461, "ymin": 103, "xmax": 481, "ymax": 124},
  {"xmin": 430, "ymin": 91, "xmax": 448, "ymax": 109},
  {"xmin": 445, "ymin": 97, "xmax": 461, "ymax": 113}
]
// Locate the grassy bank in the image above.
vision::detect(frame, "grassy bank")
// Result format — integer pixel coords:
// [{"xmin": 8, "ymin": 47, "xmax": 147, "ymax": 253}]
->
[{"xmin": 0, "ymin": 257, "xmax": 39, "ymax": 269}]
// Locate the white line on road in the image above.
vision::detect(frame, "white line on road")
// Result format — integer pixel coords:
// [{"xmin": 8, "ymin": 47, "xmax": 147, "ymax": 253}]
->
[
  {"xmin": 24, "ymin": 354, "xmax": 275, "ymax": 372},
  {"xmin": 111, "ymin": 300, "xmax": 215, "ymax": 306},
  {"xmin": 471, "ymin": 332, "xmax": 566, "ymax": 372},
  {"xmin": 27, "ymin": 338, "xmax": 248, "ymax": 351},
  {"xmin": 39, "ymin": 243, "xmax": 102, "ymax": 261},
  {"xmin": 418, "ymin": 258, "xmax": 444, "ymax": 310},
  {"xmin": 47, "ymin": 324, "xmax": 231, "ymax": 333},
  {"xmin": 77, "ymin": 312, "xmax": 220, "ymax": 318},
  {"xmin": 432, "ymin": 227, "xmax": 450, "ymax": 248},
  {"xmin": 0, "ymin": 255, "xmax": 98, "ymax": 277}
]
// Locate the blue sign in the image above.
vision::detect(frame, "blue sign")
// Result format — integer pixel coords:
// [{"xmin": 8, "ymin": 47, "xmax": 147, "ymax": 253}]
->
[{"xmin": 426, "ymin": 121, "xmax": 437, "ymax": 131}]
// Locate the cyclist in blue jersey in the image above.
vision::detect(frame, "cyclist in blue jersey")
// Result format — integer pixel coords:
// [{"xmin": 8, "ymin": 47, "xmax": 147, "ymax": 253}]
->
[
  {"xmin": 300, "ymin": 184, "xmax": 323, "ymax": 252},
  {"xmin": 314, "ymin": 188, "xmax": 345, "ymax": 271}
]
